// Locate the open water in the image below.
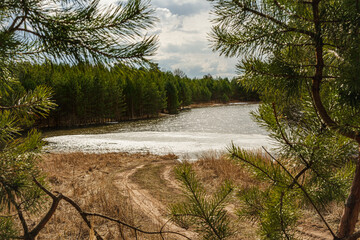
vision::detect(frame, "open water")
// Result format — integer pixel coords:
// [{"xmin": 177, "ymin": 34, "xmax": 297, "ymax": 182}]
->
[{"xmin": 44, "ymin": 103, "xmax": 274, "ymax": 159}]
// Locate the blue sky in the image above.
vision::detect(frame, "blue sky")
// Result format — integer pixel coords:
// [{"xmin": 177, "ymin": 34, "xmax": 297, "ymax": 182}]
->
[{"xmin": 101, "ymin": 0, "xmax": 238, "ymax": 78}]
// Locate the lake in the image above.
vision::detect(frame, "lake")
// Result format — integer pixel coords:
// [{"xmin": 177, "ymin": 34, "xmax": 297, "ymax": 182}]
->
[{"xmin": 44, "ymin": 103, "xmax": 273, "ymax": 159}]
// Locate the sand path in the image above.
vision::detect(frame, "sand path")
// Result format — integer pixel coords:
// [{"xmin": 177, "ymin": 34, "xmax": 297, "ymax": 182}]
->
[{"xmin": 113, "ymin": 162, "xmax": 196, "ymax": 239}]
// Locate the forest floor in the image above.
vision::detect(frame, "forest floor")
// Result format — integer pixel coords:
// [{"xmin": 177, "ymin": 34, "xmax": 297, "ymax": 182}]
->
[{"xmin": 35, "ymin": 152, "xmax": 339, "ymax": 239}]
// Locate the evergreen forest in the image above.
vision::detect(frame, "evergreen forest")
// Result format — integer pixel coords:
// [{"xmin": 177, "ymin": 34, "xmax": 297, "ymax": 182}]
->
[{"xmin": 14, "ymin": 62, "xmax": 258, "ymax": 128}]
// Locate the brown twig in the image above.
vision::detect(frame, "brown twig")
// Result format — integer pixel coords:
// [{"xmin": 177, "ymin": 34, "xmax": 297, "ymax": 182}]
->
[{"xmin": 85, "ymin": 213, "xmax": 192, "ymax": 240}]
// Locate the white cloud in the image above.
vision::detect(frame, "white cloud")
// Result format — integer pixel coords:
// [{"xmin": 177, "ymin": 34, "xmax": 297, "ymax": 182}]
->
[{"xmin": 100, "ymin": 0, "xmax": 237, "ymax": 78}]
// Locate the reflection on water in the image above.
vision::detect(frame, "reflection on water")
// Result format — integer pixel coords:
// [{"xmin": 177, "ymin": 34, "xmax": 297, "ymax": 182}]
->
[{"xmin": 44, "ymin": 103, "xmax": 273, "ymax": 159}]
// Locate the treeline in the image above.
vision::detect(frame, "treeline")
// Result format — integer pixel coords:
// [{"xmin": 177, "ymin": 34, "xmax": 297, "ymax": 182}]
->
[{"xmin": 15, "ymin": 63, "xmax": 259, "ymax": 127}]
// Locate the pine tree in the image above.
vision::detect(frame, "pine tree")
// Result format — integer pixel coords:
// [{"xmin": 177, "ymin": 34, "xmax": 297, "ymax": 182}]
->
[
  {"xmin": 171, "ymin": 163, "xmax": 233, "ymax": 240},
  {"xmin": 165, "ymin": 79, "xmax": 180, "ymax": 114},
  {"xmin": 208, "ymin": 0, "xmax": 360, "ymax": 239},
  {"xmin": 0, "ymin": 0, "xmax": 157, "ymax": 238}
]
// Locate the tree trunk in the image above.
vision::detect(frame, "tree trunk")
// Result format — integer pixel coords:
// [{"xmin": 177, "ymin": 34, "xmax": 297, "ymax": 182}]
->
[
  {"xmin": 337, "ymin": 144, "xmax": 360, "ymax": 239},
  {"xmin": 310, "ymin": 2, "xmax": 360, "ymax": 236}
]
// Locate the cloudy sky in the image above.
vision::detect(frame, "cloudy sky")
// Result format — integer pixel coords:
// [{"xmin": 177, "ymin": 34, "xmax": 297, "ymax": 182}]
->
[{"xmin": 101, "ymin": 0, "xmax": 238, "ymax": 78}]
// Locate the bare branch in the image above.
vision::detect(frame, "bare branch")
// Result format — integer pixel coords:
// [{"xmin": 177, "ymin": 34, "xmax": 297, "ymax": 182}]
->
[
  {"xmin": 61, "ymin": 195, "xmax": 104, "ymax": 240},
  {"xmin": 30, "ymin": 178, "xmax": 63, "ymax": 238},
  {"xmin": 346, "ymin": 229, "xmax": 360, "ymax": 240},
  {"xmin": 31, "ymin": 178, "xmax": 192, "ymax": 240},
  {"xmin": 85, "ymin": 213, "xmax": 192, "ymax": 240}
]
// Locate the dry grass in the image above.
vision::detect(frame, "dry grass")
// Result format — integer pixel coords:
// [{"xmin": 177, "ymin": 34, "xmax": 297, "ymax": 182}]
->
[
  {"xmin": 18, "ymin": 150, "xmax": 340, "ymax": 240},
  {"xmin": 130, "ymin": 163, "xmax": 185, "ymax": 206},
  {"xmin": 34, "ymin": 152, "xmax": 181, "ymax": 240},
  {"xmin": 190, "ymin": 151, "xmax": 337, "ymax": 240},
  {"xmin": 192, "ymin": 151, "xmax": 258, "ymax": 191}
]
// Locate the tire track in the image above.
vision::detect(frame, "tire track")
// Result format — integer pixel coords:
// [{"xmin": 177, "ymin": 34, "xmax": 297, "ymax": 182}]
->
[{"xmin": 113, "ymin": 164, "xmax": 196, "ymax": 239}]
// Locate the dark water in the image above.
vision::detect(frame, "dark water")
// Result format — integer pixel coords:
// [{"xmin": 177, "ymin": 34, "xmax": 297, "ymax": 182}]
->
[{"xmin": 44, "ymin": 103, "xmax": 272, "ymax": 159}]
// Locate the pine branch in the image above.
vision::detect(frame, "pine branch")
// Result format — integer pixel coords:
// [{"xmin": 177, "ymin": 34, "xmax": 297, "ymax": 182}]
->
[
  {"xmin": 270, "ymin": 103, "xmax": 348, "ymax": 206},
  {"xmin": 272, "ymin": 0, "xmax": 312, "ymax": 22},
  {"xmin": 181, "ymin": 170, "xmax": 224, "ymax": 239},
  {"xmin": 8, "ymin": 194, "xmax": 30, "ymax": 238},
  {"xmin": 310, "ymin": 0, "xmax": 360, "ymax": 142},
  {"xmin": 233, "ymin": 0, "xmax": 315, "ymax": 38},
  {"xmin": 261, "ymin": 147, "xmax": 336, "ymax": 238},
  {"xmin": 172, "ymin": 164, "xmax": 232, "ymax": 239},
  {"xmin": 271, "ymin": 103, "xmax": 311, "ymax": 167},
  {"xmin": 279, "ymin": 192, "xmax": 291, "ymax": 240},
  {"xmin": 7, "ymin": 16, "xmax": 26, "ymax": 32}
]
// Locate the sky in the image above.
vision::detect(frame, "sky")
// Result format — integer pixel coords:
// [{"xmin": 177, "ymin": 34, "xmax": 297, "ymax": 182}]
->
[{"xmin": 101, "ymin": 0, "xmax": 238, "ymax": 78}]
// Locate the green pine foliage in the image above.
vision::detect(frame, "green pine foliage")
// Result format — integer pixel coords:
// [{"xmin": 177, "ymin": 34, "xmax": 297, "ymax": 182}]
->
[
  {"xmin": 0, "ymin": 130, "xmax": 46, "ymax": 212},
  {"xmin": 230, "ymin": 140, "xmax": 354, "ymax": 239},
  {"xmin": 0, "ymin": 0, "xmax": 158, "ymax": 238},
  {"xmin": 0, "ymin": 217, "xmax": 16, "ymax": 239},
  {"xmin": 230, "ymin": 147, "xmax": 302, "ymax": 239},
  {"xmin": 208, "ymin": 0, "xmax": 360, "ymax": 239},
  {"xmin": 165, "ymin": 80, "xmax": 180, "ymax": 114},
  {"xmin": 170, "ymin": 163, "xmax": 233, "ymax": 240}
]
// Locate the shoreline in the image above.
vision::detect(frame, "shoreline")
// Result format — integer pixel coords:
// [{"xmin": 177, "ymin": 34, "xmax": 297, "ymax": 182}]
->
[
  {"xmin": 40, "ymin": 101, "xmax": 260, "ymax": 137},
  {"xmin": 41, "ymin": 102, "xmax": 270, "ymax": 156},
  {"xmin": 186, "ymin": 100, "xmax": 260, "ymax": 109},
  {"xmin": 40, "ymin": 101, "xmax": 259, "ymax": 133}
]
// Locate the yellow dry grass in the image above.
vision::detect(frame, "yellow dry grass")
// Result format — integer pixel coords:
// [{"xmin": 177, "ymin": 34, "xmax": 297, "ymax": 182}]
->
[
  {"xmin": 20, "ymin": 150, "xmax": 341, "ymax": 240},
  {"xmin": 34, "ymin": 152, "xmax": 181, "ymax": 239}
]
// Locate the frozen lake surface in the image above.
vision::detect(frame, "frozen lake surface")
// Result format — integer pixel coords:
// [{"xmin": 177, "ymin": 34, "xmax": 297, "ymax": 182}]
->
[{"xmin": 44, "ymin": 103, "xmax": 274, "ymax": 159}]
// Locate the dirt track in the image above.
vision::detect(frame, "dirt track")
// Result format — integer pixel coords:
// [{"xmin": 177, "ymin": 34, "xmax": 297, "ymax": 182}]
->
[
  {"xmin": 114, "ymin": 163, "xmax": 195, "ymax": 239},
  {"xmin": 39, "ymin": 152, "xmax": 196, "ymax": 239}
]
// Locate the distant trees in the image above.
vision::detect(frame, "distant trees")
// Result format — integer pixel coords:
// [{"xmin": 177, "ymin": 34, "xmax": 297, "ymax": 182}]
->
[
  {"xmin": 165, "ymin": 80, "xmax": 180, "ymax": 114},
  {"xmin": 15, "ymin": 63, "xmax": 259, "ymax": 127},
  {"xmin": 177, "ymin": 77, "xmax": 192, "ymax": 108}
]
